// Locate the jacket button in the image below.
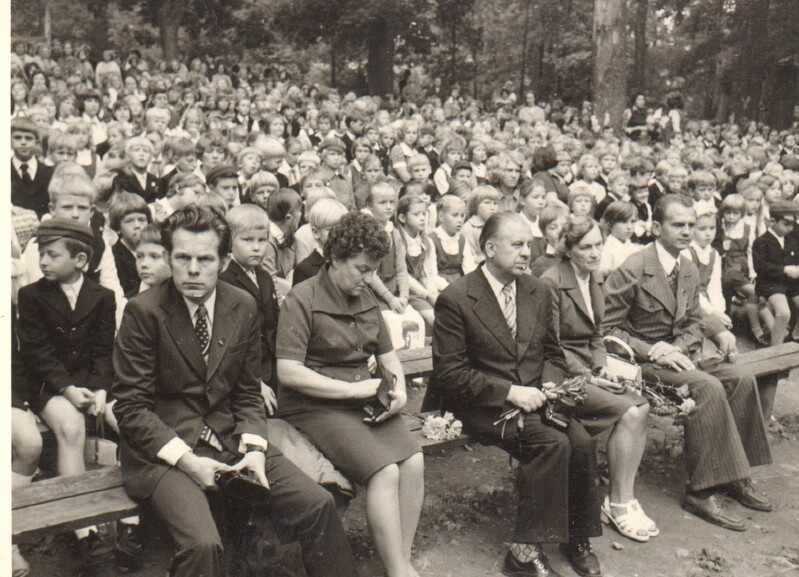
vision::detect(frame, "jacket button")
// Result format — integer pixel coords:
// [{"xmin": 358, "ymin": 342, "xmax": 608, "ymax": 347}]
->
[
  {"xmin": 355, "ymin": 374, "xmax": 361, "ymax": 381},
  {"xmin": 349, "ymin": 322, "xmax": 355, "ymax": 327}
]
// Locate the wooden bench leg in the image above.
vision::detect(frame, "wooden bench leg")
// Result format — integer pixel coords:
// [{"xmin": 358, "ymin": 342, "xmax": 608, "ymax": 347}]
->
[{"xmin": 757, "ymin": 373, "xmax": 784, "ymax": 422}]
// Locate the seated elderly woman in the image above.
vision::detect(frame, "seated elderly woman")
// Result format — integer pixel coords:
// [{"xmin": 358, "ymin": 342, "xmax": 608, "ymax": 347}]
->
[
  {"xmin": 276, "ymin": 211, "xmax": 424, "ymax": 577},
  {"xmin": 541, "ymin": 216, "xmax": 656, "ymax": 543}
]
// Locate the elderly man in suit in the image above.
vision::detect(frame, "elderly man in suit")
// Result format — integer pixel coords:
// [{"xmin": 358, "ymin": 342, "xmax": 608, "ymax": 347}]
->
[
  {"xmin": 602, "ymin": 194, "xmax": 772, "ymax": 531},
  {"xmin": 431, "ymin": 212, "xmax": 602, "ymax": 577},
  {"xmin": 112, "ymin": 206, "xmax": 357, "ymax": 577}
]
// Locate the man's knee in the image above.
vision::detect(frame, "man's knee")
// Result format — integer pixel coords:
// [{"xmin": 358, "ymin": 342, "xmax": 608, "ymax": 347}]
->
[
  {"xmin": 174, "ymin": 536, "xmax": 223, "ymax": 570},
  {"xmin": 514, "ymin": 425, "xmax": 572, "ymax": 463}
]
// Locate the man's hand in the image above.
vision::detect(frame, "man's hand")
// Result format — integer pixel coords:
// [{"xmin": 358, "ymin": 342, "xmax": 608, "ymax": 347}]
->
[
  {"xmin": 62, "ymin": 386, "xmax": 95, "ymax": 410},
  {"xmin": 648, "ymin": 341, "xmax": 677, "ymax": 362},
  {"xmin": 654, "ymin": 350, "xmax": 696, "ymax": 372},
  {"xmin": 230, "ymin": 451, "xmax": 269, "ymax": 489},
  {"xmin": 88, "ymin": 389, "xmax": 107, "ymax": 417},
  {"xmin": 506, "ymin": 385, "xmax": 551, "ymax": 413},
  {"xmin": 177, "ymin": 452, "xmax": 231, "ymax": 491},
  {"xmin": 260, "ymin": 382, "xmax": 277, "ymax": 416}
]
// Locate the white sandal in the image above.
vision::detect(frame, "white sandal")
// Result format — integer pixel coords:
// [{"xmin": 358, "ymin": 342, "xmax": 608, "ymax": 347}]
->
[
  {"xmin": 600, "ymin": 497, "xmax": 651, "ymax": 542},
  {"xmin": 629, "ymin": 499, "xmax": 659, "ymax": 537}
]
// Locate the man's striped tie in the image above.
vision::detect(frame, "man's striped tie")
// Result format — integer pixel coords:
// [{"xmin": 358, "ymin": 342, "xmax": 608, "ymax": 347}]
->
[{"xmin": 502, "ymin": 284, "xmax": 517, "ymax": 339}]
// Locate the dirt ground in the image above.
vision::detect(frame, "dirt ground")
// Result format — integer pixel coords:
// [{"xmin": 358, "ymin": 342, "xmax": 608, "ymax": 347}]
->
[{"xmin": 22, "ymin": 368, "xmax": 799, "ymax": 577}]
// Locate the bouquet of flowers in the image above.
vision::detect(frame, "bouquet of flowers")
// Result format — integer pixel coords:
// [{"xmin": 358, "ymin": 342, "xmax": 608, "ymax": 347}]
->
[
  {"xmin": 420, "ymin": 412, "xmax": 464, "ymax": 441},
  {"xmin": 541, "ymin": 374, "xmax": 590, "ymax": 430},
  {"xmin": 641, "ymin": 377, "xmax": 696, "ymax": 418}
]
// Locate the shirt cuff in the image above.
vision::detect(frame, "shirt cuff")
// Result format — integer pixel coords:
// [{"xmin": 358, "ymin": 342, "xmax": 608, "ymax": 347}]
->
[
  {"xmin": 157, "ymin": 437, "xmax": 193, "ymax": 467},
  {"xmin": 239, "ymin": 434, "xmax": 268, "ymax": 454}
]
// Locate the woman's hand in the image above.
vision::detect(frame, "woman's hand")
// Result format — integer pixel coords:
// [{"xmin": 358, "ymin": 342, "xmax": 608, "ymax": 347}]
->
[
  {"xmin": 260, "ymin": 382, "xmax": 278, "ymax": 416},
  {"xmin": 351, "ymin": 378, "xmax": 383, "ymax": 399},
  {"xmin": 372, "ymin": 389, "xmax": 407, "ymax": 424}
]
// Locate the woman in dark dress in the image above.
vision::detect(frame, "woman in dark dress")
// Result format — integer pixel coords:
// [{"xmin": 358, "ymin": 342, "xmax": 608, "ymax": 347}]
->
[
  {"xmin": 541, "ymin": 216, "xmax": 656, "ymax": 543},
  {"xmin": 277, "ymin": 212, "xmax": 424, "ymax": 577}
]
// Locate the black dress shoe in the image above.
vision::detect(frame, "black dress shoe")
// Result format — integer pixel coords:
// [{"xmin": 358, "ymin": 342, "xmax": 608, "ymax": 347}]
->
[
  {"xmin": 682, "ymin": 493, "xmax": 746, "ymax": 531},
  {"xmin": 502, "ymin": 551, "xmax": 563, "ymax": 577},
  {"xmin": 77, "ymin": 530, "xmax": 114, "ymax": 566},
  {"xmin": 721, "ymin": 479, "xmax": 773, "ymax": 512},
  {"xmin": 115, "ymin": 523, "xmax": 144, "ymax": 572},
  {"xmin": 560, "ymin": 539, "xmax": 602, "ymax": 577}
]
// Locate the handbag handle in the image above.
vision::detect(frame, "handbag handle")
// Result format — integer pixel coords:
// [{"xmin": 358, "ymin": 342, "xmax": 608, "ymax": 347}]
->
[{"xmin": 603, "ymin": 335, "xmax": 636, "ymax": 362}]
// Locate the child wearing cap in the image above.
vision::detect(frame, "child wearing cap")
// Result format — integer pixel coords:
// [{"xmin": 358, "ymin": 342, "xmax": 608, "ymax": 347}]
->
[
  {"xmin": 318, "ymin": 136, "xmax": 355, "ymax": 209},
  {"xmin": 206, "ymin": 164, "xmax": 241, "ymax": 210},
  {"xmin": 16, "ymin": 218, "xmax": 117, "ymax": 562},
  {"xmin": 753, "ymin": 200, "xmax": 799, "ymax": 345}
]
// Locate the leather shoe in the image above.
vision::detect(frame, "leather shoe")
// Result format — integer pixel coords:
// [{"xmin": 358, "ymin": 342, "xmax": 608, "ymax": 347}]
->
[
  {"xmin": 502, "ymin": 551, "xmax": 563, "ymax": 577},
  {"xmin": 682, "ymin": 493, "xmax": 746, "ymax": 531},
  {"xmin": 77, "ymin": 530, "xmax": 114, "ymax": 566},
  {"xmin": 560, "ymin": 539, "xmax": 602, "ymax": 577},
  {"xmin": 114, "ymin": 523, "xmax": 143, "ymax": 572},
  {"xmin": 721, "ymin": 479, "xmax": 773, "ymax": 512}
]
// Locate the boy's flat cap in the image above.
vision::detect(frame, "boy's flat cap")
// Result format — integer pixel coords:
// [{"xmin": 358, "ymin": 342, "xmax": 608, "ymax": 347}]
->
[
  {"xmin": 769, "ymin": 200, "xmax": 799, "ymax": 219},
  {"xmin": 319, "ymin": 137, "xmax": 346, "ymax": 154},
  {"xmin": 35, "ymin": 218, "xmax": 94, "ymax": 246},
  {"xmin": 205, "ymin": 164, "xmax": 239, "ymax": 186}
]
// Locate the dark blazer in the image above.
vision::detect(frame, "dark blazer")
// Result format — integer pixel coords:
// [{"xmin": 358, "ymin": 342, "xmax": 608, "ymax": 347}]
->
[
  {"xmin": 112, "ymin": 240, "xmax": 140, "ymax": 296},
  {"xmin": 602, "ymin": 243, "xmax": 705, "ymax": 362},
  {"xmin": 753, "ymin": 231, "xmax": 793, "ymax": 298},
  {"xmin": 292, "ymin": 250, "xmax": 325, "ymax": 287},
  {"xmin": 16, "ymin": 277, "xmax": 116, "ymax": 412},
  {"xmin": 11, "ymin": 160, "xmax": 54, "ymax": 219},
  {"xmin": 114, "ymin": 170, "xmax": 161, "ymax": 202},
  {"xmin": 541, "ymin": 260, "xmax": 607, "ymax": 375},
  {"xmin": 112, "ymin": 281, "xmax": 268, "ymax": 499},
  {"xmin": 220, "ymin": 260, "xmax": 280, "ymax": 385},
  {"xmin": 429, "ymin": 268, "xmax": 566, "ymax": 442}
]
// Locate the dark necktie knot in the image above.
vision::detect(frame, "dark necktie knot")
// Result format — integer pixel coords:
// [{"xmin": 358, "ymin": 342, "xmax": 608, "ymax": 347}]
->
[{"xmin": 668, "ymin": 263, "xmax": 679, "ymax": 294}]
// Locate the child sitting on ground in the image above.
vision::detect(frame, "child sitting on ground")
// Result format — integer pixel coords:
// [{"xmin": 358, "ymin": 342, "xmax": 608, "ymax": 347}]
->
[
  {"xmin": 396, "ymin": 194, "xmax": 448, "ymax": 328},
  {"xmin": 717, "ymin": 194, "xmax": 769, "ymax": 345},
  {"xmin": 293, "ymin": 198, "xmax": 350, "ymax": 286},
  {"xmin": 294, "ymin": 186, "xmax": 338, "ymax": 264},
  {"xmin": 568, "ymin": 182, "xmax": 596, "ymax": 218},
  {"xmin": 44, "ymin": 130, "xmax": 79, "ymax": 168},
  {"xmin": 599, "ymin": 201, "xmax": 642, "ymax": 279},
  {"xmin": 131, "ymin": 223, "xmax": 172, "ymax": 296},
  {"xmin": 263, "ymin": 188, "xmax": 303, "ymax": 299},
  {"xmin": 529, "ymin": 202, "xmax": 570, "ymax": 277},
  {"xmin": 220, "ymin": 205, "xmax": 280, "ymax": 413},
  {"xmin": 689, "ymin": 169, "xmax": 720, "ymax": 216},
  {"xmin": 430, "ymin": 194, "xmax": 477, "ymax": 281},
  {"xmin": 108, "ymin": 192, "xmax": 151, "ymax": 295},
  {"xmin": 462, "ymin": 185, "xmax": 502, "ymax": 267}
]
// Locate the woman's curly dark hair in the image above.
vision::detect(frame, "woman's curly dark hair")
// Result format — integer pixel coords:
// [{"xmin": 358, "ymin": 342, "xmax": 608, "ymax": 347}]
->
[{"xmin": 324, "ymin": 212, "xmax": 390, "ymax": 262}]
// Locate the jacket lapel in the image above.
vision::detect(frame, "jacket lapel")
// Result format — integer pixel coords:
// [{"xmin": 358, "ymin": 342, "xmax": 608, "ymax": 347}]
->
[
  {"xmin": 468, "ymin": 269, "xmax": 516, "ymax": 356},
  {"xmin": 590, "ymin": 271, "xmax": 605, "ymax": 326},
  {"xmin": 71, "ymin": 279, "xmax": 101, "ymax": 324},
  {"xmin": 641, "ymin": 244, "xmax": 676, "ymax": 314},
  {"xmin": 227, "ymin": 260, "xmax": 260, "ymax": 301},
  {"xmin": 675, "ymin": 255, "xmax": 692, "ymax": 320},
  {"xmin": 515, "ymin": 276, "xmax": 539, "ymax": 359},
  {"xmin": 560, "ymin": 262, "xmax": 594, "ymax": 326},
  {"xmin": 161, "ymin": 284, "xmax": 207, "ymax": 380},
  {"xmin": 40, "ymin": 280, "xmax": 73, "ymax": 322},
  {"xmin": 206, "ymin": 283, "xmax": 242, "ymax": 382}
]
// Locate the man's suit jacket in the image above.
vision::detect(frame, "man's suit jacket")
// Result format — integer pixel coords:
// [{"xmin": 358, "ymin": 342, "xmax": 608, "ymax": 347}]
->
[
  {"xmin": 601, "ymin": 243, "xmax": 705, "ymax": 362},
  {"xmin": 112, "ymin": 281, "xmax": 268, "ymax": 499},
  {"xmin": 16, "ymin": 277, "xmax": 116, "ymax": 411},
  {"xmin": 541, "ymin": 260, "xmax": 607, "ymax": 375},
  {"xmin": 220, "ymin": 260, "xmax": 280, "ymax": 385},
  {"xmin": 114, "ymin": 170, "xmax": 161, "ymax": 203},
  {"xmin": 752, "ymin": 231, "xmax": 797, "ymax": 298},
  {"xmin": 11, "ymin": 160, "xmax": 54, "ymax": 219},
  {"xmin": 429, "ymin": 268, "xmax": 566, "ymax": 442}
]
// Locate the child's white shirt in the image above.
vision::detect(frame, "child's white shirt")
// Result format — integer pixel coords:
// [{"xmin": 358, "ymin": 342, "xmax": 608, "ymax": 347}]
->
[
  {"xmin": 684, "ymin": 241, "xmax": 725, "ymax": 316},
  {"xmin": 434, "ymin": 225, "xmax": 477, "ymax": 275},
  {"xmin": 520, "ymin": 212, "xmax": 543, "ymax": 238},
  {"xmin": 599, "ymin": 235, "xmax": 642, "ymax": 278}
]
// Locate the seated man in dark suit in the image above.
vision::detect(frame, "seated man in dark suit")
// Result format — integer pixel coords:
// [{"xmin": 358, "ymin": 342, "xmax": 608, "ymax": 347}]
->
[
  {"xmin": 430, "ymin": 212, "xmax": 602, "ymax": 577},
  {"xmin": 603, "ymin": 194, "xmax": 773, "ymax": 531},
  {"xmin": 112, "ymin": 206, "xmax": 356, "ymax": 577}
]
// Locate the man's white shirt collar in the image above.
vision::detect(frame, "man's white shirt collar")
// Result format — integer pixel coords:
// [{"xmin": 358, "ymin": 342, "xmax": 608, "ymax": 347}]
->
[
  {"xmin": 655, "ymin": 241, "xmax": 679, "ymax": 275},
  {"xmin": 183, "ymin": 288, "xmax": 217, "ymax": 329}
]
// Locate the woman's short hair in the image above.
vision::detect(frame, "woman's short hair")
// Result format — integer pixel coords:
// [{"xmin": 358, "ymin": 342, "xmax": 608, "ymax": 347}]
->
[
  {"xmin": 108, "ymin": 191, "xmax": 151, "ymax": 231},
  {"xmin": 308, "ymin": 198, "xmax": 348, "ymax": 230},
  {"xmin": 556, "ymin": 216, "xmax": 600, "ymax": 259},
  {"xmin": 324, "ymin": 211, "xmax": 390, "ymax": 262}
]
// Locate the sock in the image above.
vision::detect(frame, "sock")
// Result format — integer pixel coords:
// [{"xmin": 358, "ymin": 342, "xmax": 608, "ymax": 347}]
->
[
  {"xmin": 11, "ymin": 471, "xmax": 33, "ymax": 489},
  {"xmin": 119, "ymin": 516, "xmax": 139, "ymax": 525},
  {"xmin": 509, "ymin": 543, "xmax": 540, "ymax": 563}
]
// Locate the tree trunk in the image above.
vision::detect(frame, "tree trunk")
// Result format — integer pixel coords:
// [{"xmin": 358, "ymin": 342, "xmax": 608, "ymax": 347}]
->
[
  {"xmin": 158, "ymin": 0, "xmax": 185, "ymax": 62},
  {"xmin": 632, "ymin": 0, "xmax": 647, "ymax": 94},
  {"xmin": 739, "ymin": 0, "xmax": 770, "ymax": 121},
  {"xmin": 43, "ymin": 0, "xmax": 51, "ymax": 43},
  {"xmin": 450, "ymin": 24, "xmax": 457, "ymax": 89},
  {"xmin": 592, "ymin": 0, "xmax": 628, "ymax": 131},
  {"xmin": 330, "ymin": 42, "xmax": 337, "ymax": 88},
  {"xmin": 519, "ymin": 0, "xmax": 532, "ymax": 98},
  {"xmin": 366, "ymin": 18, "xmax": 395, "ymax": 96},
  {"xmin": 703, "ymin": 0, "xmax": 725, "ymax": 119}
]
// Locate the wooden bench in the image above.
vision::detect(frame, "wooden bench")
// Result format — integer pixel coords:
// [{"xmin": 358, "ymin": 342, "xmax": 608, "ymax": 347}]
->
[{"xmin": 13, "ymin": 342, "xmax": 799, "ymax": 544}]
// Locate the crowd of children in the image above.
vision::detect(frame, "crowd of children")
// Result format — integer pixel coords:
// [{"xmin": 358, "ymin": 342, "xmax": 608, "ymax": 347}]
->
[{"xmin": 9, "ymin": 40, "xmax": 799, "ymax": 576}]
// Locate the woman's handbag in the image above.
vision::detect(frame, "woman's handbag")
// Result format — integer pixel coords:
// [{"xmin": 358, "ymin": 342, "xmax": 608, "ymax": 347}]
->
[
  {"xmin": 84, "ymin": 416, "xmax": 118, "ymax": 467},
  {"xmin": 603, "ymin": 336, "xmax": 643, "ymax": 386}
]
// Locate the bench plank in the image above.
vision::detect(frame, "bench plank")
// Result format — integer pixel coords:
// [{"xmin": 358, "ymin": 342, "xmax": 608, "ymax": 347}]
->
[
  {"xmin": 398, "ymin": 347, "xmax": 433, "ymax": 379},
  {"xmin": 13, "ymin": 467, "xmax": 127, "ymax": 510},
  {"xmin": 13, "ymin": 488, "xmax": 138, "ymax": 542},
  {"xmin": 738, "ymin": 342, "xmax": 799, "ymax": 377}
]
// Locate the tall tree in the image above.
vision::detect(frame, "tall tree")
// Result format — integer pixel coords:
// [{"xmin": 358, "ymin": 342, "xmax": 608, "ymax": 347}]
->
[
  {"xmin": 632, "ymin": 0, "xmax": 648, "ymax": 94},
  {"xmin": 592, "ymin": 0, "xmax": 628, "ymax": 130}
]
